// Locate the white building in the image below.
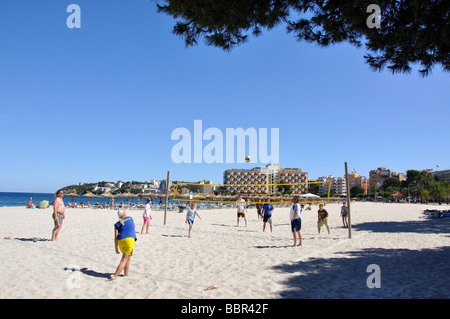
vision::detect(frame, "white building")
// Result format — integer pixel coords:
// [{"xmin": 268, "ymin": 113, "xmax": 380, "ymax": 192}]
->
[{"xmin": 317, "ymin": 175, "xmax": 347, "ymax": 196}]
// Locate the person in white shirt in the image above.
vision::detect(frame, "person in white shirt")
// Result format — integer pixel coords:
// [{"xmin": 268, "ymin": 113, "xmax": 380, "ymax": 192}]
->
[
  {"xmin": 290, "ymin": 196, "xmax": 302, "ymax": 247},
  {"xmin": 185, "ymin": 202, "xmax": 202, "ymax": 238},
  {"xmin": 236, "ymin": 194, "xmax": 247, "ymax": 227},
  {"xmin": 141, "ymin": 199, "xmax": 152, "ymax": 234}
]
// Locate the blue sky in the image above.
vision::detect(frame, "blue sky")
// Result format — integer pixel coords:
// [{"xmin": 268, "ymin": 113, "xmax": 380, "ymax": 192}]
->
[{"xmin": 0, "ymin": 0, "xmax": 449, "ymax": 193}]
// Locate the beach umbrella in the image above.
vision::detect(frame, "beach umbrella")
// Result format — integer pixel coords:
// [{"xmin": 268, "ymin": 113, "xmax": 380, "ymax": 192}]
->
[
  {"xmin": 82, "ymin": 191, "xmax": 97, "ymax": 206},
  {"xmin": 193, "ymin": 193, "xmax": 206, "ymax": 200},
  {"xmin": 83, "ymin": 191, "xmax": 96, "ymax": 198},
  {"xmin": 176, "ymin": 193, "xmax": 190, "ymax": 199},
  {"xmin": 66, "ymin": 190, "xmax": 80, "ymax": 203},
  {"xmin": 120, "ymin": 192, "xmax": 138, "ymax": 205},
  {"xmin": 220, "ymin": 195, "xmax": 236, "ymax": 202},
  {"xmin": 205, "ymin": 193, "xmax": 221, "ymax": 202},
  {"xmin": 101, "ymin": 192, "xmax": 114, "ymax": 198},
  {"xmin": 100, "ymin": 192, "xmax": 115, "ymax": 206},
  {"xmin": 122, "ymin": 192, "xmax": 138, "ymax": 198}
]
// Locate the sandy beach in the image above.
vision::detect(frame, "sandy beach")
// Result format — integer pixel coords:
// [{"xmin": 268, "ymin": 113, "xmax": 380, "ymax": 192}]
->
[{"xmin": 0, "ymin": 202, "xmax": 449, "ymax": 299}]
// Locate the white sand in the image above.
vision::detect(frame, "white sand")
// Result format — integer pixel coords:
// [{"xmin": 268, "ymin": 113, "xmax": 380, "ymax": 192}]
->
[{"xmin": 0, "ymin": 202, "xmax": 449, "ymax": 299}]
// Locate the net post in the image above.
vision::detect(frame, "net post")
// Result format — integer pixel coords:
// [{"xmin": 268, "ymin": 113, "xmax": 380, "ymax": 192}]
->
[
  {"xmin": 164, "ymin": 171, "xmax": 170, "ymax": 226},
  {"xmin": 344, "ymin": 162, "xmax": 352, "ymax": 239}
]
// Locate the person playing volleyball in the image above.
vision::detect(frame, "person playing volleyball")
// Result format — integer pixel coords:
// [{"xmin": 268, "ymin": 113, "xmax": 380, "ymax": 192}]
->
[
  {"xmin": 236, "ymin": 194, "xmax": 247, "ymax": 227},
  {"xmin": 110, "ymin": 210, "xmax": 136, "ymax": 281},
  {"xmin": 186, "ymin": 202, "xmax": 202, "ymax": 238}
]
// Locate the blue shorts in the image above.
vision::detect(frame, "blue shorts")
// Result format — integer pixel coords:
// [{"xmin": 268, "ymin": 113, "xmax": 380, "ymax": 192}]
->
[
  {"xmin": 291, "ymin": 218, "xmax": 301, "ymax": 232},
  {"xmin": 187, "ymin": 219, "xmax": 194, "ymax": 225}
]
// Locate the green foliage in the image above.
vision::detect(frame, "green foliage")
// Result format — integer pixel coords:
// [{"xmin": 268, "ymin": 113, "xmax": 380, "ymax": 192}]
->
[
  {"xmin": 381, "ymin": 177, "xmax": 400, "ymax": 191},
  {"xmin": 350, "ymin": 185, "xmax": 365, "ymax": 197},
  {"xmin": 61, "ymin": 183, "xmax": 97, "ymax": 195},
  {"xmin": 157, "ymin": 0, "xmax": 450, "ymax": 76},
  {"xmin": 320, "ymin": 190, "xmax": 335, "ymax": 198},
  {"xmin": 431, "ymin": 181, "xmax": 450, "ymax": 204},
  {"xmin": 308, "ymin": 183, "xmax": 320, "ymax": 195},
  {"xmin": 403, "ymin": 169, "xmax": 448, "ymax": 202},
  {"xmin": 277, "ymin": 180, "xmax": 293, "ymax": 194}
]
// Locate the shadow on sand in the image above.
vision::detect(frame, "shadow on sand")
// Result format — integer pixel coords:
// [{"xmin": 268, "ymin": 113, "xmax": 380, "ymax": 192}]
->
[
  {"xmin": 351, "ymin": 217, "xmax": 450, "ymax": 235},
  {"xmin": 271, "ymin": 218, "xmax": 450, "ymax": 298},
  {"xmin": 63, "ymin": 267, "xmax": 112, "ymax": 279},
  {"xmin": 14, "ymin": 237, "xmax": 50, "ymax": 242}
]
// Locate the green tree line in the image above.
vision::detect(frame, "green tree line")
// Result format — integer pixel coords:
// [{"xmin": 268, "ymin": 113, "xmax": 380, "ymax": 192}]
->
[{"xmin": 373, "ymin": 170, "xmax": 450, "ymax": 203}]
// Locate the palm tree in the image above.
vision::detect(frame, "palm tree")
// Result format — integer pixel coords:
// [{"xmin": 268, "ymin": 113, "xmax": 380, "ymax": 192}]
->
[
  {"xmin": 438, "ymin": 181, "xmax": 450, "ymax": 205},
  {"xmin": 445, "ymin": 181, "xmax": 450, "ymax": 205},
  {"xmin": 419, "ymin": 171, "xmax": 435, "ymax": 191},
  {"xmin": 411, "ymin": 184, "xmax": 423, "ymax": 202},
  {"xmin": 431, "ymin": 182, "xmax": 445, "ymax": 204},
  {"xmin": 420, "ymin": 189, "xmax": 430, "ymax": 204}
]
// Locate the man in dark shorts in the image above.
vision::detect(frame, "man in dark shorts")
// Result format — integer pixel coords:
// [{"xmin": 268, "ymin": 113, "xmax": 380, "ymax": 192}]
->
[
  {"xmin": 290, "ymin": 196, "xmax": 302, "ymax": 246},
  {"xmin": 262, "ymin": 198, "xmax": 274, "ymax": 232}
]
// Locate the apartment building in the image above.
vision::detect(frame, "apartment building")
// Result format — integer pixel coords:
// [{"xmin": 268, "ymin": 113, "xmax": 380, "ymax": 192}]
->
[
  {"xmin": 223, "ymin": 164, "xmax": 308, "ymax": 195},
  {"xmin": 279, "ymin": 168, "xmax": 309, "ymax": 195},
  {"xmin": 317, "ymin": 175, "xmax": 347, "ymax": 196},
  {"xmin": 369, "ymin": 167, "xmax": 405, "ymax": 190},
  {"xmin": 347, "ymin": 172, "xmax": 370, "ymax": 194},
  {"xmin": 432, "ymin": 169, "xmax": 450, "ymax": 182}
]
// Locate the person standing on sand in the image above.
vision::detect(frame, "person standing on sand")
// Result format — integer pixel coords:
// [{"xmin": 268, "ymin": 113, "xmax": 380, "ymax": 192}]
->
[
  {"xmin": 141, "ymin": 199, "xmax": 152, "ymax": 234},
  {"xmin": 236, "ymin": 194, "xmax": 247, "ymax": 227},
  {"xmin": 110, "ymin": 210, "xmax": 136, "ymax": 281},
  {"xmin": 290, "ymin": 196, "xmax": 302, "ymax": 247},
  {"xmin": 317, "ymin": 203, "xmax": 330, "ymax": 234},
  {"xmin": 52, "ymin": 190, "xmax": 65, "ymax": 241},
  {"xmin": 262, "ymin": 198, "xmax": 274, "ymax": 232},
  {"xmin": 185, "ymin": 202, "xmax": 201, "ymax": 238},
  {"xmin": 256, "ymin": 200, "xmax": 263, "ymax": 221},
  {"xmin": 340, "ymin": 202, "xmax": 348, "ymax": 228}
]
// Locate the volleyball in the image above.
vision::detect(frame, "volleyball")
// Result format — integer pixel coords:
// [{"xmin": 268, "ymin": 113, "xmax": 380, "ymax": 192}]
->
[{"xmin": 245, "ymin": 155, "xmax": 251, "ymax": 162}]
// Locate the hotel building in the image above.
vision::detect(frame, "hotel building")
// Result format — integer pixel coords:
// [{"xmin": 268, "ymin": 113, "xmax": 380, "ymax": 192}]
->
[{"xmin": 223, "ymin": 164, "xmax": 308, "ymax": 195}]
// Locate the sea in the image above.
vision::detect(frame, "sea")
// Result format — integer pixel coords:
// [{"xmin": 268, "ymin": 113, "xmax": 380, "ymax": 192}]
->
[
  {"xmin": 0, "ymin": 192, "xmax": 171, "ymax": 207},
  {"xmin": 0, "ymin": 192, "xmax": 55, "ymax": 207}
]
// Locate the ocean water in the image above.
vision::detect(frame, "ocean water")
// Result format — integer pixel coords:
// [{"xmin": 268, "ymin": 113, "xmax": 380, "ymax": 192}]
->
[
  {"xmin": 0, "ymin": 192, "xmax": 56, "ymax": 207},
  {"xmin": 0, "ymin": 192, "xmax": 171, "ymax": 207}
]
